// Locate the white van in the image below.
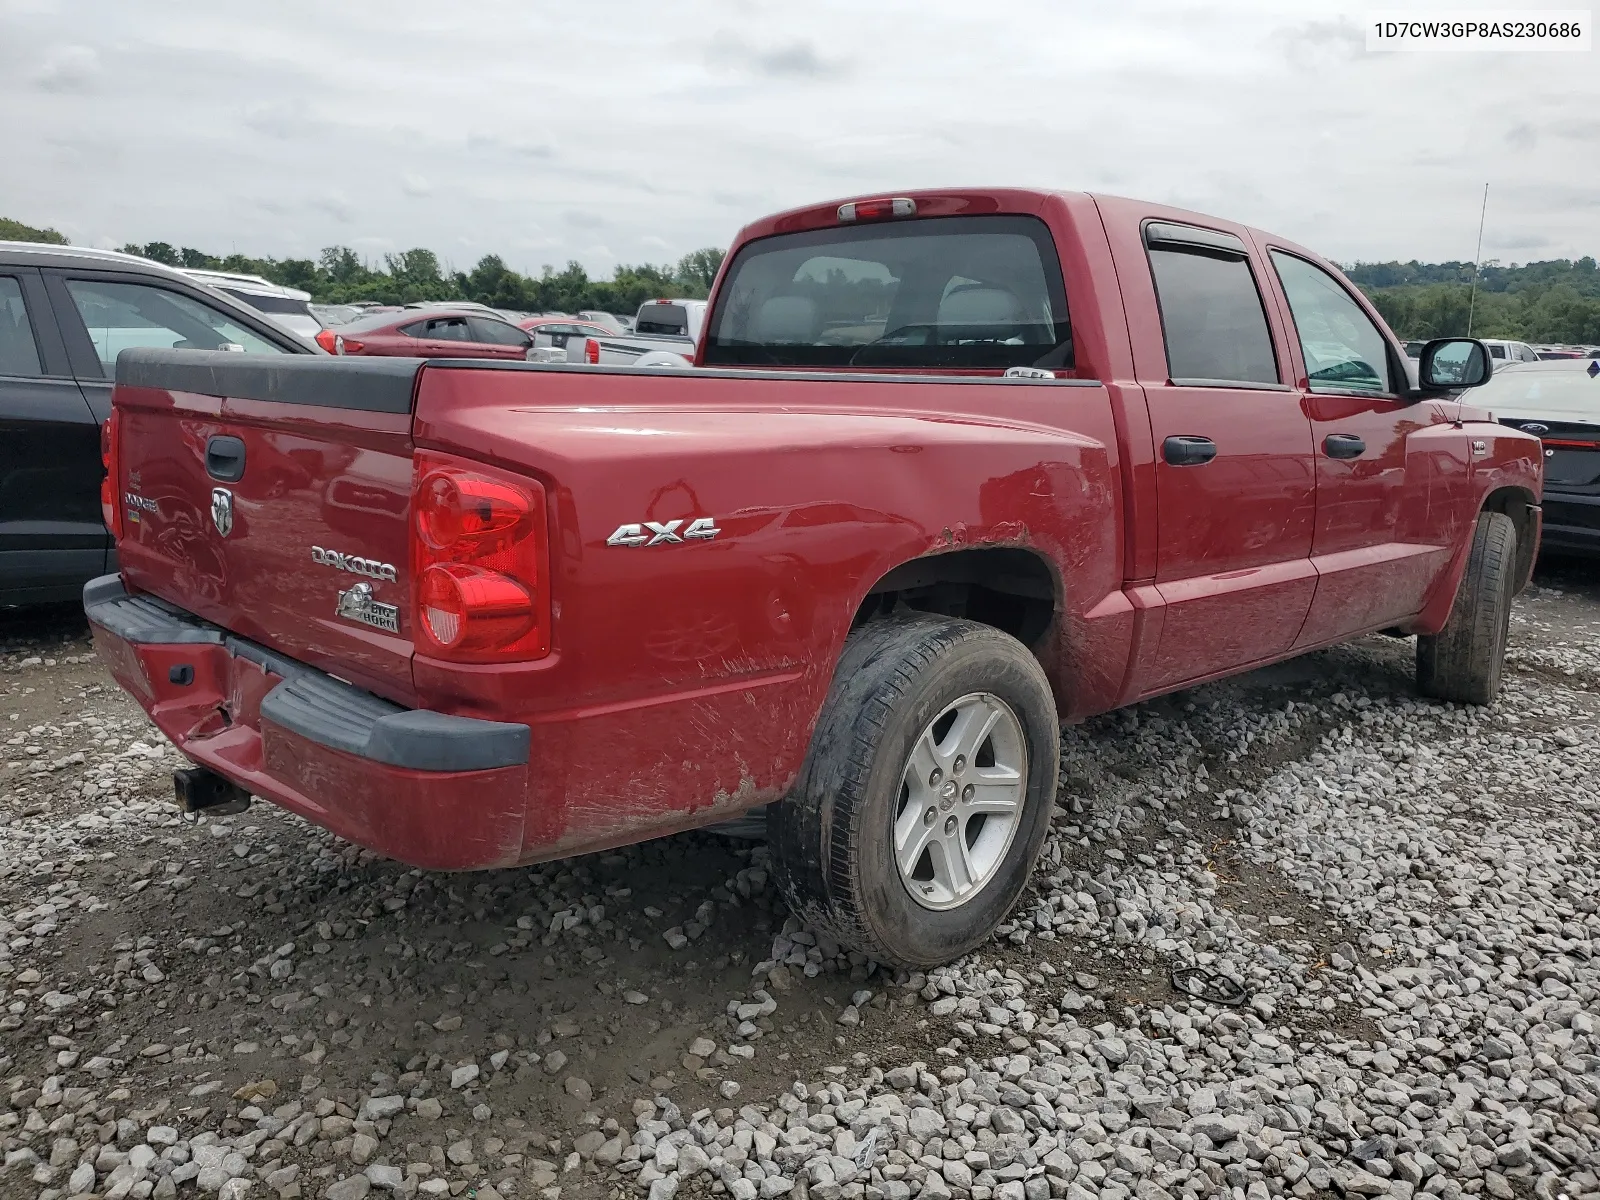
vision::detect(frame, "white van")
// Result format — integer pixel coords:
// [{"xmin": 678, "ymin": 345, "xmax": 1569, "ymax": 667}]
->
[{"xmin": 180, "ymin": 269, "xmax": 320, "ymax": 341}]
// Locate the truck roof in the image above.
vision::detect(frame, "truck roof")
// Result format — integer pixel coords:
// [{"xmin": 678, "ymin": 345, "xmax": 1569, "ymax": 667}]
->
[{"xmin": 730, "ymin": 187, "xmax": 1286, "ymax": 252}]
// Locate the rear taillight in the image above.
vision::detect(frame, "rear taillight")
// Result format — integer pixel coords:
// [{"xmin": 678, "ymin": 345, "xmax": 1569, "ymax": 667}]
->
[
  {"xmin": 411, "ymin": 454, "xmax": 550, "ymax": 662},
  {"xmin": 100, "ymin": 410, "xmax": 122, "ymax": 540},
  {"xmin": 314, "ymin": 328, "xmax": 338, "ymax": 353},
  {"xmin": 584, "ymin": 338, "xmax": 599, "ymax": 364},
  {"xmin": 334, "ymin": 335, "xmax": 364, "ymax": 355}
]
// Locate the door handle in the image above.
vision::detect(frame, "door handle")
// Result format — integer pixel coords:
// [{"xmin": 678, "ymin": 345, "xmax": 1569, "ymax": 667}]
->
[
  {"xmin": 1162, "ymin": 435, "xmax": 1217, "ymax": 466},
  {"xmin": 1323, "ymin": 433, "xmax": 1366, "ymax": 459},
  {"xmin": 205, "ymin": 435, "xmax": 246, "ymax": 482}
]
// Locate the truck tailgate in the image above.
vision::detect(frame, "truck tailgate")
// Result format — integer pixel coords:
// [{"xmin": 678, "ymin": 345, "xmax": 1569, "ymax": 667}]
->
[{"xmin": 112, "ymin": 350, "xmax": 423, "ymax": 704}]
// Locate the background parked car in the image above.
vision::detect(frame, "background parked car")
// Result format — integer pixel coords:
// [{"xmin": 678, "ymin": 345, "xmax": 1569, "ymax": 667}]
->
[
  {"xmin": 312, "ymin": 307, "xmax": 535, "ymax": 359},
  {"xmin": 0, "ymin": 241, "xmax": 313, "ymax": 604},
  {"xmin": 1474, "ymin": 357, "xmax": 1600, "ymax": 557},
  {"xmin": 178, "ymin": 268, "xmax": 321, "ymax": 341},
  {"xmin": 1479, "ymin": 338, "xmax": 1541, "ymax": 366},
  {"xmin": 308, "ymin": 302, "xmax": 364, "ymax": 327},
  {"xmin": 575, "ymin": 310, "xmax": 626, "ymax": 333},
  {"xmin": 578, "ymin": 298, "xmax": 708, "ymax": 367},
  {"xmin": 518, "ymin": 316, "xmax": 615, "ymax": 356}
]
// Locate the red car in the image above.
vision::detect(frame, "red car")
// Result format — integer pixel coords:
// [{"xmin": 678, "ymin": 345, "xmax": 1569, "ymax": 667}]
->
[
  {"xmin": 92, "ymin": 187, "xmax": 1540, "ymax": 968},
  {"xmin": 313, "ymin": 308, "xmax": 534, "ymax": 359}
]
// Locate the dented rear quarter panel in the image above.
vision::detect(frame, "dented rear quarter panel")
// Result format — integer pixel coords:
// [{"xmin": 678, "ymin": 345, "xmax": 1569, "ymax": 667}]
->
[{"xmin": 411, "ymin": 364, "xmax": 1127, "ymax": 862}]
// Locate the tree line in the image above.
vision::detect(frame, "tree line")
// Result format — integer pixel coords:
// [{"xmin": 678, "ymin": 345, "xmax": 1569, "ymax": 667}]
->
[
  {"xmin": 1, "ymin": 214, "xmax": 723, "ymax": 314},
  {"xmin": 1346, "ymin": 257, "xmax": 1599, "ymax": 344},
  {"xmin": 115, "ymin": 243, "xmax": 729, "ymax": 315},
  {"xmin": 6, "ymin": 212, "xmax": 1596, "ymax": 340}
]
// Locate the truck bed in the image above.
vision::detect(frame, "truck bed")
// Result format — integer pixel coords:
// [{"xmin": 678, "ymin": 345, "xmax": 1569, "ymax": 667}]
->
[{"xmin": 94, "ymin": 348, "xmax": 1130, "ymax": 867}]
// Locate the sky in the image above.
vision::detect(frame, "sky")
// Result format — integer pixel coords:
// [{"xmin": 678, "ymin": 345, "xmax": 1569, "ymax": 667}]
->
[{"xmin": 2, "ymin": 0, "xmax": 1596, "ymax": 278}]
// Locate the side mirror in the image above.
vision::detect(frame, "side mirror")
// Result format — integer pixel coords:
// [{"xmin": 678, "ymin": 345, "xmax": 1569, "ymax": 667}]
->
[{"xmin": 1418, "ymin": 338, "xmax": 1492, "ymax": 390}]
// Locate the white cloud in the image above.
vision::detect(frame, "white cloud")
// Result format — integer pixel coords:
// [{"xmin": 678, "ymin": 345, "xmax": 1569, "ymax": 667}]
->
[
  {"xmin": 30, "ymin": 43, "xmax": 99, "ymax": 92},
  {"xmin": 0, "ymin": 0, "xmax": 1593, "ymax": 274}
]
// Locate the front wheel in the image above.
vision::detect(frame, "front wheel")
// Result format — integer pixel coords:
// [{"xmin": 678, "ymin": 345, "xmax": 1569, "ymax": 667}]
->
[
  {"xmin": 1417, "ymin": 510, "xmax": 1517, "ymax": 704},
  {"xmin": 769, "ymin": 616, "xmax": 1060, "ymax": 969}
]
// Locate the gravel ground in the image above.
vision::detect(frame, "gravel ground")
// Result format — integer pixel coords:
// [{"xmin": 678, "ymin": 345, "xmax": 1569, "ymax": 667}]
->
[{"xmin": 2, "ymin": 560, "xmax": 1596, "ymax": 1200}]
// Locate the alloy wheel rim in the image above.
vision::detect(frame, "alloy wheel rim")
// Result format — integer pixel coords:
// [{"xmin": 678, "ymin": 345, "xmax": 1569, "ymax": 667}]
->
[{"xmin": 893, "ymin": 691, "xmax": 1027, "ymax": 911}]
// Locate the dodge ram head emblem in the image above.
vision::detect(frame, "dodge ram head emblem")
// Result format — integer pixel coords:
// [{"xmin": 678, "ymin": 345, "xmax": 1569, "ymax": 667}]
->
[
  {"xmin": 210, "ymin": 488, "xmax": 234, "ymax": 537},
  {"xmin": 606, "ymin": 517, "xmax": 721, "ymax": 547}
]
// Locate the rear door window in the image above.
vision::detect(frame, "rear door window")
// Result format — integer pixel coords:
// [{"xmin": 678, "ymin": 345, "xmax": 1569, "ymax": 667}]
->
[
  {"xmin": 704, "ymin": 215, "xmax": 1072, "ymax": 369},
  {"xmin": 1147, "ymin": 246, "xmax": 1279, "ymax": 386},
  {"xmin": 0, "ymin": 276, "xmax": 43, "ymax": 377},
  {"xmin": 65, "ymin": 279, "xmax": 286, "ymax": 376},
  {"xmin": 467, "ymin": 316, "xmax": 530, "ymax": 346}
]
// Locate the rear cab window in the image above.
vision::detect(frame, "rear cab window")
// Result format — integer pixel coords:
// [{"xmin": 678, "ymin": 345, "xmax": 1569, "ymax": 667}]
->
[
  {"xmin": 703, "ymin": 215, "xmax": 1072, "ymax": 370},
  {"xmin": 637, "ymin": 304, "xmax": 690, "ymax": 336}
]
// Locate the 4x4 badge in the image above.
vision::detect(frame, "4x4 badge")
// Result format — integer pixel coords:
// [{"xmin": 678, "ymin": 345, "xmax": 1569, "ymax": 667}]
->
[
  {"xmin": 210, "ymin": 488, "xmax": 234, "ymax": 537},
  {"xmin": 606, "ymin": 517, "xmax": 721, "ymax": 547}
]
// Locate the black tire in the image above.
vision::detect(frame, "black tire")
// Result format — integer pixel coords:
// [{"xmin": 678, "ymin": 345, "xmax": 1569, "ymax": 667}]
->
[
  {"xmin": 1417, "ymin": 510, "xmax": 1517, "ymax": 705},
  {"xmin": 769, "ymin": 615, "xmax": 1060, "ymax": 969}
]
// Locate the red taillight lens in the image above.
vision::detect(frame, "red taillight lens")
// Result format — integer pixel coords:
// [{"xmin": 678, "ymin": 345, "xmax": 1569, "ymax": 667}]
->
[
  {"xmin": 100, "ymin": 410, "xmax": 123, "ymax": 540},
  {"xmin": 337, "ymin": 335, "xmax": 364, "ymax": 355},
  {"xmin": 411, "ymin": 454, "xmax": 550, "ymax": 662},
  {"xmin": 584, "ymin": 337, "xmax": 599, "ymax": 364},
  {"xmin": 419, "ymin": 564, "xmax": 536, "ymax": 652},
  {"xmin": 416, "ymin": 471, "xmax": 533, "ymax": 553},
  {"xmin": 314, "ymin": 328, "xmax": 338, "ymax": 353},
  {"xmin": 838, "ymin": 197, "xmax": 916, "ymax": 223}
]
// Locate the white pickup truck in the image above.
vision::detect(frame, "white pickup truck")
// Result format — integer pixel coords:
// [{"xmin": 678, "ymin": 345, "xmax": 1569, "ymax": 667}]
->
[{"xmin": 571, "ymin": 298, "xmax": 706, "ymax": 367}]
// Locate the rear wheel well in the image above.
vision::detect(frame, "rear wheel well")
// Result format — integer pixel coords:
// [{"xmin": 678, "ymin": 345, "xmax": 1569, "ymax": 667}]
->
[
  {"xmin": 1480, "ymin": 486, "xmax": 1539, "ymax": 593},
  {"xmin": 851, "ymin": 548, "xmax": 1058, "ymax": 651}
]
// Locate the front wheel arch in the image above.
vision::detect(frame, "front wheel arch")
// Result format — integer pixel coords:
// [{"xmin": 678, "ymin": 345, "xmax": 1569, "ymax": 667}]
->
[{"xmin": 1478, "ymin": 485, "xmax": 1539, "ymax": 594}]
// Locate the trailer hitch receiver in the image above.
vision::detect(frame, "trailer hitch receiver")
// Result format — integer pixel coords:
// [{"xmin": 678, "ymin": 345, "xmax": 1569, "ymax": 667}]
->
[{"xmin": 173, "ymin": 767, "xmax": 252, "ymax": 817}]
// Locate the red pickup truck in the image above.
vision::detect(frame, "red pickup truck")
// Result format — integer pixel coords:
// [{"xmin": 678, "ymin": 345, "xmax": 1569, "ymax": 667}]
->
[{"xmin": 86, "ymin": 188, "xmax": 1541, "ymax": 968}]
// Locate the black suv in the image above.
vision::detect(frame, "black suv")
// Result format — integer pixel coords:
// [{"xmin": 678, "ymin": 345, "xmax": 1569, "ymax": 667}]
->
[{"xmin": 0, "ymin": 243, "xmax": 315, "ymax": 605}]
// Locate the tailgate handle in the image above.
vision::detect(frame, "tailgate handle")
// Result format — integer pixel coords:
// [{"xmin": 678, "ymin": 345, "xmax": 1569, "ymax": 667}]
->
[{"xmin": 206, "ymin": 435, "xmax": 246, "ymax": 482}]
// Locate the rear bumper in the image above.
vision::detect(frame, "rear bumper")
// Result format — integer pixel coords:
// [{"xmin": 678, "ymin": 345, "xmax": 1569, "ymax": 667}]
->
[
  {"xmin": 1541, "ymin": 490, "xmax": 1600, "ymax": 557},
  {"xmin": 83, "ymin": 575, "xmax": 531, "ymax": 869}
]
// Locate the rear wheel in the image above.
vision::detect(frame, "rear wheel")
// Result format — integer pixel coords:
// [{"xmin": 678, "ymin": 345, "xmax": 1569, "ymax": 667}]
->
[
  {"xmin": 1417, "ymin": 510, "xmax": 1517, "ymax": 704},
  {"xmin": 769, "ymin": 616, "xmax": 1060, "ymax": 968}
]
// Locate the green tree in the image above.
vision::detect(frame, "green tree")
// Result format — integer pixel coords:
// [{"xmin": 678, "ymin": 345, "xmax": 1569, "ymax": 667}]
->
[
  {"xmin": 319, "ymin": 246, "xmax": 371, "ymax": 286},
  {"xmin": 463, "ymin": 255, "xmax": 531, "ymax": 310},
  {"xmin": 0, "ymin": 217, "xmax": 68, "ymax": 244},
  {"xmin": 675, "ymin": 247, "xmax": 725, "ymax": 294},
  {"xmin": 122, "ymin": 241, "xmax": 182, "ymax": 266}
]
